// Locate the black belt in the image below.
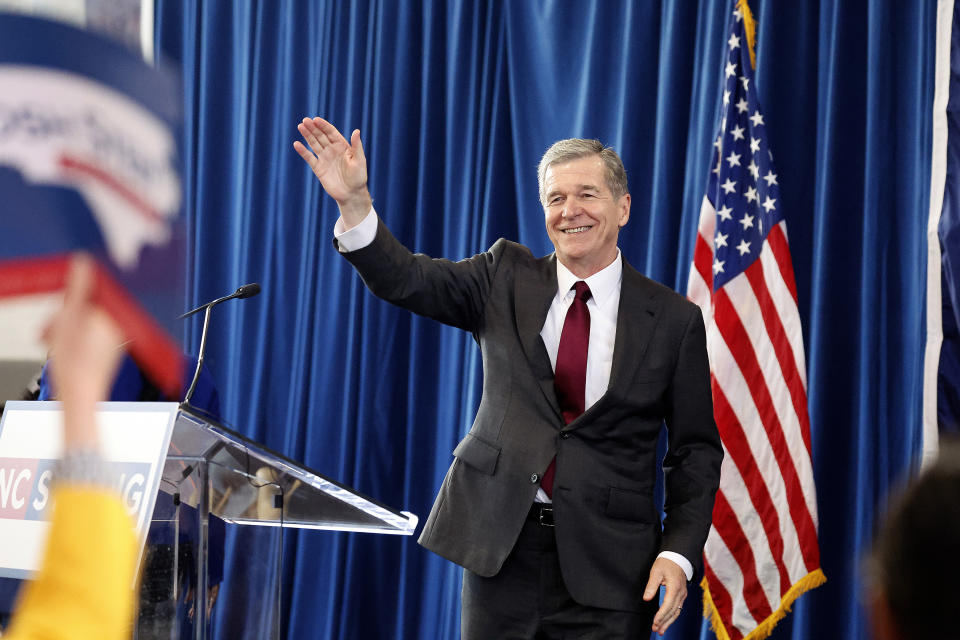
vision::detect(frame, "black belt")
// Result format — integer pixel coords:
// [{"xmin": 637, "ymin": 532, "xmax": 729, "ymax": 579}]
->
[{"xmin": 528, "ymin": 502, "xmax": 555, "ymax": 527}]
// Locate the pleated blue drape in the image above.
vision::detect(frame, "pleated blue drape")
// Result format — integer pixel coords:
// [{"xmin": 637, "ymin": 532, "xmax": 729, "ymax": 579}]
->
[{"xmin": 154, "ymin": 1, "xmax": 936, "ymax": 638}]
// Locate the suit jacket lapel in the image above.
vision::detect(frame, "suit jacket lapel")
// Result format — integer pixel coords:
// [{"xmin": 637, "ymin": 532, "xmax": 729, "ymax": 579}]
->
[
  {"xmin": 574, "ymin": 259, "xmax": 662, "ymax": 425},
  {"xmin": 608, "ymin": 260, "xmax": 662, "ymax": 397},
  {"xmin": 515, "ymin": 254, "xmax": 563, "ymax": 420}
]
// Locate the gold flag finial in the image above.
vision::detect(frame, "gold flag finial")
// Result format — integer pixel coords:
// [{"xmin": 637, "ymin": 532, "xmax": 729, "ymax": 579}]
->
[{"xmin": 737, "ymin": 0, "xmax": 757, "ymax": 70}]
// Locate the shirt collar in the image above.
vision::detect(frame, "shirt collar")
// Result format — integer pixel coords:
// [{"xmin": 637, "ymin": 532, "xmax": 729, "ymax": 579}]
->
[{"xmin": 555, "ymin": 249, "xmax": 623, "ymax": 307}]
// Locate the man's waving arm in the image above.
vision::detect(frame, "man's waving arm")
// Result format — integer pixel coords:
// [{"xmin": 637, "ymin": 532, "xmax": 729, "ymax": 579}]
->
[{"xmin": 293, "ymin": 118, "xmax": 507, "ymax": 333}]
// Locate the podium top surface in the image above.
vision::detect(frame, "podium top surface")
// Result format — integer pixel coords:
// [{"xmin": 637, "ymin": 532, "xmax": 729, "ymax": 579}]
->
[{"xmin": 166, "ymin": 405, "xmax": 418, "ymax": 535}]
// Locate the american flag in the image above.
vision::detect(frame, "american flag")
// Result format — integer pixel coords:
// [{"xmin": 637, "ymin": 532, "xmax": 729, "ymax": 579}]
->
[{"xmin": 686, "ymin": 2, "xmax": 825, "ymax": 639}]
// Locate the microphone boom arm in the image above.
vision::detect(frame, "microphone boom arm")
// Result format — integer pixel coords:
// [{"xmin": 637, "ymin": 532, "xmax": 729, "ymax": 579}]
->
[
  {"xmin": 181, "ymin": 282, "xmax": 260, "ymax": 406},
  {"xmin": 183, "ymin": 303, "xmax": 214, "ymax": 406}
]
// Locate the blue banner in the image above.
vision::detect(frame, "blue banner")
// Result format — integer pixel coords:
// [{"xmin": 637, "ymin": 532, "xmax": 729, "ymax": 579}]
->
[{"xmin": 0, "ymin": 13, "xmax": 184, "ymax": 397}]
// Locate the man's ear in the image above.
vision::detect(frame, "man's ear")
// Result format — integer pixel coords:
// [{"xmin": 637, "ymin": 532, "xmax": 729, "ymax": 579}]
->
[{"xmin": 618, "ymin": 193, "xmax": 631, "ymax": 228}]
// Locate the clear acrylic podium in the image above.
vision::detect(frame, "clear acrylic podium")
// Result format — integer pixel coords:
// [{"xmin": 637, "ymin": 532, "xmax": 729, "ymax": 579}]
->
[{"xmin": 135, "ymin": 404, "xmax": 418, "ymax": 640}]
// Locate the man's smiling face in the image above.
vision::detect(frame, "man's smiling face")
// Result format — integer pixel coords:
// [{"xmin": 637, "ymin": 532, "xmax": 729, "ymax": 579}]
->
[{"xmin": 542, "ymin": 154, "xmax": 631, "ymax": 278}]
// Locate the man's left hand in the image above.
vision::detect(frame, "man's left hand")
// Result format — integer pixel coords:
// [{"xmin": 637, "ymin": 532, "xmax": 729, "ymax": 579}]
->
[{"xmin": 643, "ymin": 556, "xmax": 687, "ymax": 636}]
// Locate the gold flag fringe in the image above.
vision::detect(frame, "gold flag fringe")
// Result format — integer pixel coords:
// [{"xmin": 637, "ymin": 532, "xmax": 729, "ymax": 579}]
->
[{"xmin": 702, "ymin": 569, "xmax": 826, "ymax": 640}]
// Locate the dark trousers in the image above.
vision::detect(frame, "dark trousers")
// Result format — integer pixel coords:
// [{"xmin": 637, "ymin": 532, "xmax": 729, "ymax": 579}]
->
[{"xmin": 461, "ymin": 504, "xmax": 657, "ymax": 639}]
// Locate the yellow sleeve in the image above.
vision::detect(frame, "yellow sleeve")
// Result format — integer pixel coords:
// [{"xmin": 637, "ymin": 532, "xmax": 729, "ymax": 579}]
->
[{"xmin": 3, "ymin": 486, "xmax": 138, "ymax": 640}]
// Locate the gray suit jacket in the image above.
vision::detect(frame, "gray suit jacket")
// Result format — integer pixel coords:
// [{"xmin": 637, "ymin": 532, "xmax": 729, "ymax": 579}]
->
[{"xmin": 340, "ymin": 220, "xmax": 722, "ymax": 613}]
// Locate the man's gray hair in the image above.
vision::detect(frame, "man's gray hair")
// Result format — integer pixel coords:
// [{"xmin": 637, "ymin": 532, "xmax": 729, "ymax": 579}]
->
[{"xmin": 537, "ymin": 138, "xmax": 628, "ymax": 204}]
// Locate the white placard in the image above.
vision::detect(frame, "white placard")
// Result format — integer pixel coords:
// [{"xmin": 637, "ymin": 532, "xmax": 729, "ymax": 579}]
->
[{"xmin": 0, "ymin": 400, "xmax": 177, "ymax": 578}]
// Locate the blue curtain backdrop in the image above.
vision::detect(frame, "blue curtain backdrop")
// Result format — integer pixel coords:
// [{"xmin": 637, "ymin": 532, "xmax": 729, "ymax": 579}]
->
[{"xmin": 153, "ymin": 1, "xmax": 935, "ymax": 638}]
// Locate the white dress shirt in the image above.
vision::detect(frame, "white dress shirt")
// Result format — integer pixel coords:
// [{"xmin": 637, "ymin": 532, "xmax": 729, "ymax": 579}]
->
[{"xmin": 335, "ymin": 209, "xmax": 693, "ymax": 580}]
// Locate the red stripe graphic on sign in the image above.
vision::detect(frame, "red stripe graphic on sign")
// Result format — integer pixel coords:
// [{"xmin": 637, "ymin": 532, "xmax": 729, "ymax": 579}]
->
[
  {"xmin": 58, "ymin": 155, "xmax": 165, "ymax": 224},
  {"xmin": 0, "ymin": 256, "xmax": 182, "ymax": 399}
]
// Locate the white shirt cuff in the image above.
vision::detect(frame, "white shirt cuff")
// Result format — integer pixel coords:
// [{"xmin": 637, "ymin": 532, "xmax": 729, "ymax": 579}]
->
[
  {"xmin": 334, "ymin": 207, "xmax": 378, "ymax": 253},
  {"xmin": 656, "ymin": 551, "xmax": 694, "ymax": 581}
]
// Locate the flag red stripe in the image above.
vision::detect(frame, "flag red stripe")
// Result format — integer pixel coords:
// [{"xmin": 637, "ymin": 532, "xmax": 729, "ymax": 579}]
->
[
  {"xmin": 704, "ymin": 559, "xmax": 744, "ymax": 640},
  {"xmin": 765, "ymin": 224, "xmax": 799, "ymax": 304},
  {"xmin": 711, "ymin": 490, "xmax": 773, "ymax": 621},
  {"xmin": 714, "ymin": 289, "xmax": 821, "ymax": 571},
  {"xmin": 744, "ymin": 258, "xmax": 814, "ymax": 459},
  {"xmin": 711, "ymin": 378, "xmax": 793, "ymax": 595},
  {"xmin": 694, "ymin": 233, "xmax": 715, "ymax": 290}
]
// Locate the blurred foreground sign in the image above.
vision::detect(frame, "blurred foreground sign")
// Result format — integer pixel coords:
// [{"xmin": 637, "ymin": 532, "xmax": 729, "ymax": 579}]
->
[
  {"xmin": 0, "ymin": 401, "xmax": 178, "ymax": 578},
  {"xmin": 0, "ymin": 13, "xmax": 184, "ymax": 397}
]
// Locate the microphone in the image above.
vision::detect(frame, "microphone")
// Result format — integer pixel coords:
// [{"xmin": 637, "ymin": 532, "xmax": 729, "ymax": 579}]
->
[
  {"xmin": 179, "ymin": 283, "xmax": 261, "ymax": 319},
  {"xmin": 180, "ymin": 283, "xmax": 261, "ymax": 405},
  {"xmin": 234, "ymin": 282, "xmax": 261, "ymax": 299}
]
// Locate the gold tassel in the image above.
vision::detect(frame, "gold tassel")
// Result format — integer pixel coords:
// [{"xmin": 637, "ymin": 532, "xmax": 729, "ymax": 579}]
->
[{"xmin": 702, "ymin": 569, "xmax": 827, "ymax": 640}]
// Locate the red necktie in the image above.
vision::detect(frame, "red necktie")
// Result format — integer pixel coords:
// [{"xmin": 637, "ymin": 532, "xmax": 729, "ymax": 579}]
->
[{"xmin": 541, "ymin": 281, "xmax": 591, "ymax": 498}]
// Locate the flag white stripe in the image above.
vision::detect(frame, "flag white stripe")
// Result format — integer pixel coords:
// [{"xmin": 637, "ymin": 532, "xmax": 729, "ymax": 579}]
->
[
  {"xmin": 758, "ymin": 229, "xmax": 808, "ymax": 389},
  {"xmin": 688, "ymin": 261, "xmax": 712, "ymax": 314},
  {"xmin": 699, "ymin": 195, "xmax": 718, "ymax": 240},
  {"xmin": 724, "ymin": 270, "xmax": 819, "ymax": 526},
  {"xmin": 688, "ymin": 197, "xmax": 717, "ymax": 313},
  {"xmin": 754, "ymin": 248, "xmax": 818, "ymax": 525},
  {"xmin": 703, "ymin": 517, "xmax": 759, "ymax": 634},
  {"xmin": 715, "ymin": 452, "xmax": 783, "ymax": 611},
  {"xmin": 710, "ymin": 326, "xmax": 808, "ymax": 585}
]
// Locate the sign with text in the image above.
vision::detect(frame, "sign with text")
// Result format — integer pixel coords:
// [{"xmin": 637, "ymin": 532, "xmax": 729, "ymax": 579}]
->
[{"xmin": 0, "ymin": 401, "xmax": 177, "ymax": 579}]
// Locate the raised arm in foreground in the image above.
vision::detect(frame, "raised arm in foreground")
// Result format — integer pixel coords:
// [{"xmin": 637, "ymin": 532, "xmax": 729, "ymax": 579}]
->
[{"xmin": 4, "ymin": 256, "xmax": 136, "ymax": 640}]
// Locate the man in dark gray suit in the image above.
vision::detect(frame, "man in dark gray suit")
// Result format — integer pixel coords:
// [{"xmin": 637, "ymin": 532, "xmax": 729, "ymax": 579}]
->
[{"xmin": 294, "ymin": 117, "xmax": 722, "ymax": 638}]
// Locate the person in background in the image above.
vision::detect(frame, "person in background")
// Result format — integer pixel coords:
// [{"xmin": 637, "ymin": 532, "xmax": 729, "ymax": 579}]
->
[
  {"xmin": 2, "ymin": 255, "xmax": 137, "ymax": 640},
  {"xmin": 866, "ymin": 441, "xmax": 960, "ymax": 640}
]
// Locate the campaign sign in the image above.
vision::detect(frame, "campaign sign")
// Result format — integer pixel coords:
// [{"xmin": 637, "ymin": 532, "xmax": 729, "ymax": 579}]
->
[
  {"xmin": 0, "ymin": 13, "xmax": 185, "ymax": 397},
  {"xmin": 0, "ymin": 401, "xmax": 178, "ymax": 579}
]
